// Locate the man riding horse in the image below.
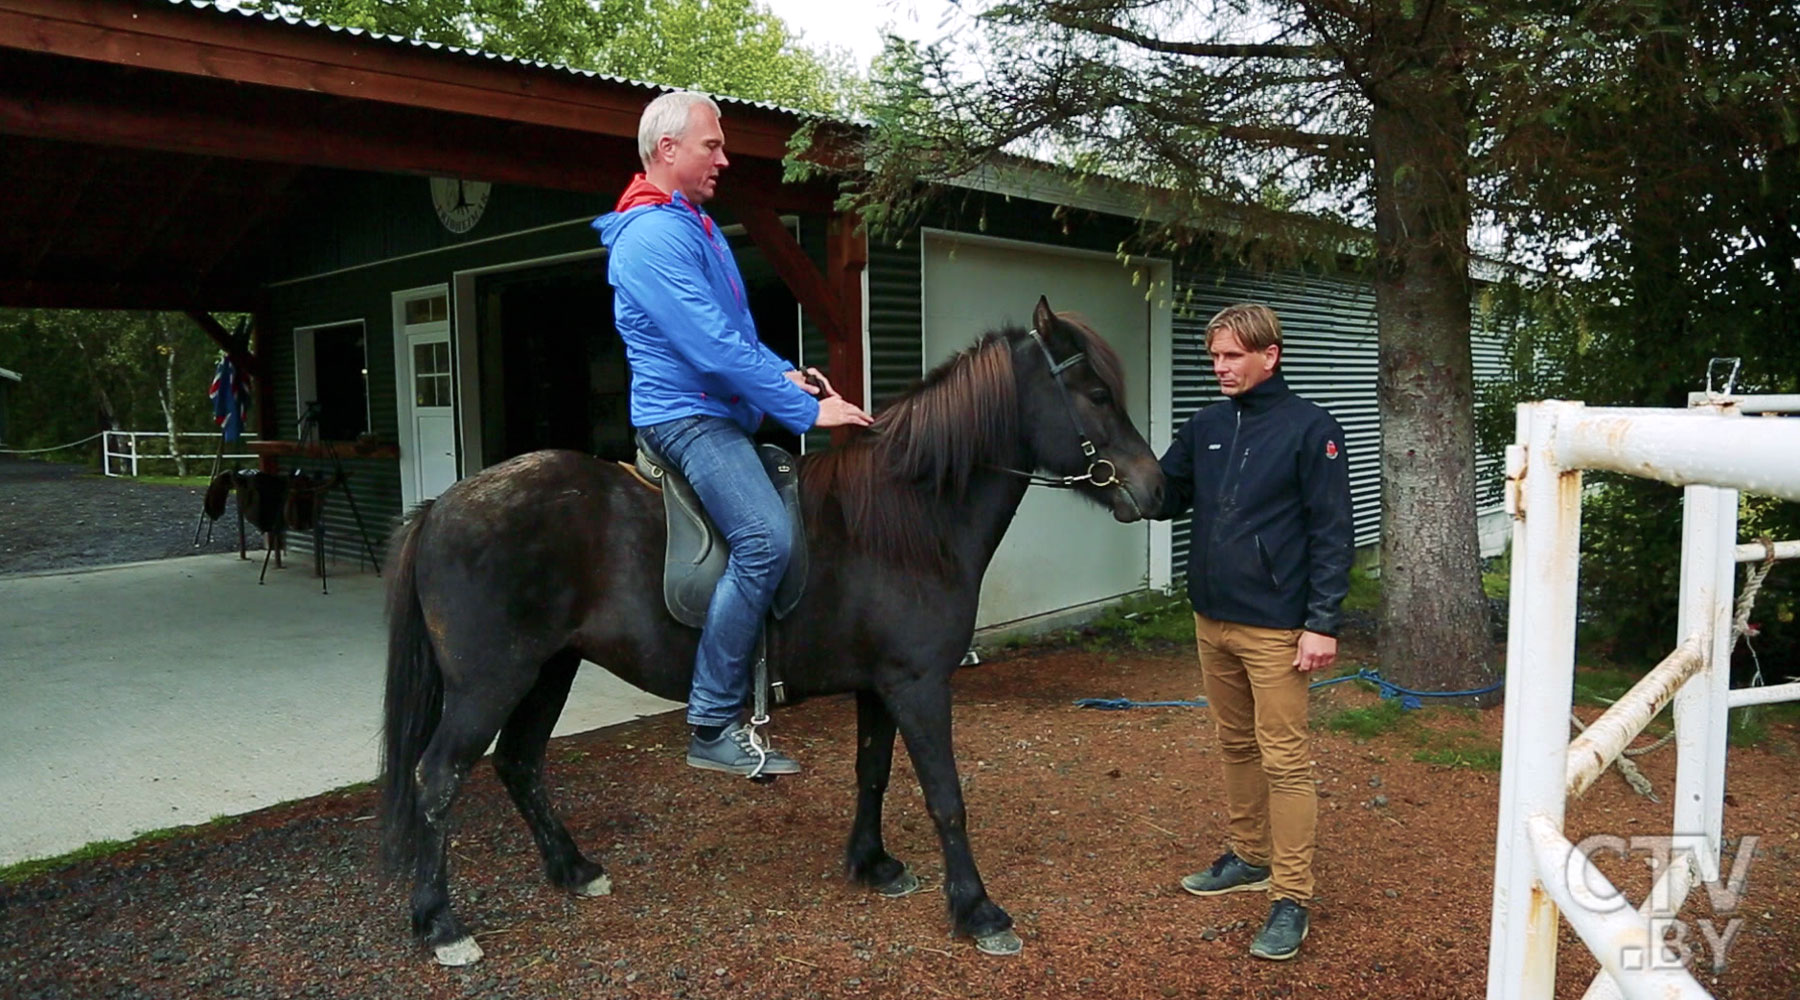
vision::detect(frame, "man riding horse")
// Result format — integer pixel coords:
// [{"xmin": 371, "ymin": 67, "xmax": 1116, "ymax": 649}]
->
[{"xmin": 592, "ymin": 90, "xmax": 873, "ymax": 776}]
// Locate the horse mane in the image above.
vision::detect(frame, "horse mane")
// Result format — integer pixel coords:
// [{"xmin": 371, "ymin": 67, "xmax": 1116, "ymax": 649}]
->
[{"xmin": 800, "ymin": 314, "xmax": 1126, "ymax": 574}]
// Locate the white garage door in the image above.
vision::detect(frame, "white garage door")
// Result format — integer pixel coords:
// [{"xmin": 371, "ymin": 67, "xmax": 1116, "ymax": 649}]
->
[{"xmin": 922, "ymin": 232, "xmax": 1153, "ymax": 628}]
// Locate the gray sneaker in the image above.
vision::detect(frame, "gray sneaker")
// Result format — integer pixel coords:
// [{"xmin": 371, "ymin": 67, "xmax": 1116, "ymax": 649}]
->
[
  {"xmin": 1180, "ymin": 851, "xmax": 1272, "ymax": 896},
  {"xmin": 686, "ymin": 723, "xmax": 801, "ymax": 776},
  {"xmin": 1249, "ymin": 898, "xmax": 1310, "ymax": 960}
]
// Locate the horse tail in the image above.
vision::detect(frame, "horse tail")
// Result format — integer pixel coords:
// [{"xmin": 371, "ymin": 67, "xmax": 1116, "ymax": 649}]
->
[{"xmin": 378, "ymin": 500, "xmax": 442, "ymax": 872}]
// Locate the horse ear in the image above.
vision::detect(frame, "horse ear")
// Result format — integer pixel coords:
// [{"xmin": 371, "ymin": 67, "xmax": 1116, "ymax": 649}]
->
[{"xmin": 1032, "ymin": 296, "xmax": 1056, "ymax": 339}]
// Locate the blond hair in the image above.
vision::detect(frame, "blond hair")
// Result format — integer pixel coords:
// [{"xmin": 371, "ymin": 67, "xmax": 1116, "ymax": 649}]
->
[{"xmin": 1205, "ymin": 304, "xmax": 1282, "ymax": 354}]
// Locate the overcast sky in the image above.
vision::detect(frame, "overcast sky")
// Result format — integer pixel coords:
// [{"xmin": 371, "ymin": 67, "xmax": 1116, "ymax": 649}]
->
[{"xmin": 757, "ymin": 0, "xmax": 973, "ymax": 71}]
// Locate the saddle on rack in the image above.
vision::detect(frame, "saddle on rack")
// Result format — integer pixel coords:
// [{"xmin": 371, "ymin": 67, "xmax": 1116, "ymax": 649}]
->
[{"xmin": 633, "ymin": 440, "xmax": 808, "ymax": 630}]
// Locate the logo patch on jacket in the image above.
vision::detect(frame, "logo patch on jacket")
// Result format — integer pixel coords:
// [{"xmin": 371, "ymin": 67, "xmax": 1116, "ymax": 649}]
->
[{"xmin": 1325, "ymin": 440, "xmax": 1340, "ymax": 460}]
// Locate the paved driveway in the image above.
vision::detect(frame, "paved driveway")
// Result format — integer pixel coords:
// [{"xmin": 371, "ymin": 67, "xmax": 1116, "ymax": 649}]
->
[{"xmin": 0, "ymin": 553, "xmax": 680, "ymax": 866}]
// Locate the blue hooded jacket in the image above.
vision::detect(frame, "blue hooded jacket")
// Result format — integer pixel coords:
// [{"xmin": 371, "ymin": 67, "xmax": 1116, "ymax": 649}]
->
[{"xmin": 592, "ymin": 177, "xmax": 820, "ymax": 435}]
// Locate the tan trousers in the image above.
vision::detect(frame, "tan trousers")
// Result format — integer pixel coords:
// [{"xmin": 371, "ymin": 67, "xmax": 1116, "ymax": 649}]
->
[{"xmin": 1195, "ymin": 613, "xmax": 1316, "ymax": 902}]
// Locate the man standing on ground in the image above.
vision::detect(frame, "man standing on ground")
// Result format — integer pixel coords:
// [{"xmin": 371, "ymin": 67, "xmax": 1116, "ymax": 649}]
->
[
  {"xmin": 1153, "ymin": 303, "xmax": 1353, "ymax": 960},
  {"xmin": 594, "ymin": 91, "xmax": 872, "ymax": 776}
]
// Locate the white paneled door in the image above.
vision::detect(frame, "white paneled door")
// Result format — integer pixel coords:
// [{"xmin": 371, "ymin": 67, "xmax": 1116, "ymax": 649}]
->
[
  {"xmin": 409, "ymin": 336, "xmax": 457, "ymax": 500},
  {"xmin": 394, "ymin": 288, "xmax": 458, "ymax": 506}
]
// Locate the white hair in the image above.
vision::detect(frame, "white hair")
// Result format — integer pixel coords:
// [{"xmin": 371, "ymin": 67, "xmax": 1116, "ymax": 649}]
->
[{"xmin": 637, "ymin": 91, "xmax": 722, "ymax": 167}]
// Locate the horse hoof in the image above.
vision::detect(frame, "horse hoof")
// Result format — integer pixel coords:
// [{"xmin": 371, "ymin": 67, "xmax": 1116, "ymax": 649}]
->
[
  {"xmin": 875, "ymin": 868, "xmax": 922, "ymax": 898},
  {"xmin": 434, "ymin": 936, "xmax": 484, "ymax": 966},
  {"xmin": 974, "ymin": 929, "xmax": 1023, "ymax": 956},
  {"xmin": 577, "ymin": 873, "xmax": 613, "ymax": 897}
]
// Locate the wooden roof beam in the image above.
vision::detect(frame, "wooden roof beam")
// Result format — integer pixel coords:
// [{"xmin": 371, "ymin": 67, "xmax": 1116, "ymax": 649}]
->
[
  {"xmin": 0, "ymin": 278, "xmax": 259, "ymax": 311},
  {"xmin": 114, "ymin": 158, "xmax": 211, "ymax": 278},
  {"xmin": 728, "ymin": 201, "xmax": 863, "ymax": 409},
  {"xmin": 24, "ymin": 150, "xmax": 97, "ymax": 274},
  {"xmin": 0, "ymin": 71, "xmax": 635, "ymax": 192},
  {"xmin": 184, "ymin": 309, "xmax": 261, "ymax": 380},
  {"xmin": 0, "ymin": 0, "xmax": 801, "ymax": 161},
  {"xmin": 192, "ymin": 164, "xmax": 303, "ymax": 282}
]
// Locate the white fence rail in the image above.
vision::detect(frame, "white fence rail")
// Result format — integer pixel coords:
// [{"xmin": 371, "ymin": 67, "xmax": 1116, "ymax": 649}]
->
[
  {"xmin": 1487, "ymin": 394, "xmax": 1799, "ymax": 1000},
  {"xmin": 101, "ymin": 430, "xmax": 257, "ymax": 478}
]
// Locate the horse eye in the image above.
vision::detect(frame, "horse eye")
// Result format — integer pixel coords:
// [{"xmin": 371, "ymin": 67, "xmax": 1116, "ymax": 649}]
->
[{"xmin": 1087, "ymin": 387, "xmax": 1113, "ymax": 406}]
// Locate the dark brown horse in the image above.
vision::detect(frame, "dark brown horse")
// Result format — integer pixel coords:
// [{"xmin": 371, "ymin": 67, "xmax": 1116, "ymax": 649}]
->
[{"xmin": 379, "ymin": 297, "xmax": 1165, "ymax": 964}]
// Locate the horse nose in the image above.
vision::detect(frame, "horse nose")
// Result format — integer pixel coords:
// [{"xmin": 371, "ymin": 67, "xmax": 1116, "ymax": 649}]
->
[
  {"xmin": 1141, "ymin": 473, "xmax": 1166, "ymax": 517},
  {"xmin": 1127, "ymin": 459, "xmax": 1164, "ymax": 517}
]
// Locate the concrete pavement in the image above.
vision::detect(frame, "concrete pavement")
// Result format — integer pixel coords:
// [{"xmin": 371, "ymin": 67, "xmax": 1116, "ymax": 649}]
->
[{"xmin": 0, "ymin": 552, "xmax": 681, "ymax": 866}]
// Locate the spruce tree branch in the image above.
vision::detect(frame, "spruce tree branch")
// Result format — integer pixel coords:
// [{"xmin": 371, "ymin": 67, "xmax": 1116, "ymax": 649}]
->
[{"xmin": 1038, "ymin": 7, "xmax": 1330, "ymax": 61}]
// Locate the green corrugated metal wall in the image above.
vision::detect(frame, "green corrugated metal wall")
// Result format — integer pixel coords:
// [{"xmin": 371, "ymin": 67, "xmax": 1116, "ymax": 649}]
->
[
  {"xmin": 1167, "ymin": 266, "xmax": 1510, "ymax": 575},
  {"xmin": 263, "ymin": 191, "xmax": 611, "ymax": 566}
]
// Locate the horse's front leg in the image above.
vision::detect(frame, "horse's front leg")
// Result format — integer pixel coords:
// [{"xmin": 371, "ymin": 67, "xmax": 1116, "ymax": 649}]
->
[
  {"xmin": 886, "ymin": 677, "xmax": 1021, "ymax": 956},
  {"xmin": 846, "ymin": 690, "xmax": 922, "ymax": 897}
]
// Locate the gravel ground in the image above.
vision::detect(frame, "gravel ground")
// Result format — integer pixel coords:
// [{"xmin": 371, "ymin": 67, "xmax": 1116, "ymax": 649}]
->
[
  {"xmin": 4, "ymin": 456, "xmax": 1794, "ymax": 998},
  {"xmin": 0, "ymin": 457, "xmax": 255, "ymax": 576},
  {"xmin": 1, "ymin": 636, "xmax": 1795, "ymax": 1000}
]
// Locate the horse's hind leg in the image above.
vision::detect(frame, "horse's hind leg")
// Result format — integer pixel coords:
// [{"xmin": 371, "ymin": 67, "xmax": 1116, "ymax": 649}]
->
[
  {"xmin": 846, "ymin": 690, "xmax": 920, "ymax": 897},
  {"xmin": 492, "ymin": 650, "xmax": 611, "ymax": 897},
  {"xmin": 410, "ymin": 693, "xmax": 521, "ymax": 966}
]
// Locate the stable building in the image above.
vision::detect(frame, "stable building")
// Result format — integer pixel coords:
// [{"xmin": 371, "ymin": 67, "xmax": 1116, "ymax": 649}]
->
[{"xmin": 1, "ymin": 0, "xmax": 1506, "ymax": 633}]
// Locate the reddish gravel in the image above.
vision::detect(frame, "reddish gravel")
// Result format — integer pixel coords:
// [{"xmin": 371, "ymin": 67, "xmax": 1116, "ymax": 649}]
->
[{"xmin": 3, "ymin": 631, "xmax": 1797, "ymax": 999}]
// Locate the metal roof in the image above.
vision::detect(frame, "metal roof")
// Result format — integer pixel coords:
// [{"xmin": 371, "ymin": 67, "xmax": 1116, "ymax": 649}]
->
[{"xmin": 174, "ymin": 0, "xmax": 816, "ymax": 118}]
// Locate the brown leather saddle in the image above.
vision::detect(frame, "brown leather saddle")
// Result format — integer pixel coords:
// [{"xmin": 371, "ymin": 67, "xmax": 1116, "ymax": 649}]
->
[{"xmin": 633, "ymin": 440, "xmax": 808, "ymax": 630}]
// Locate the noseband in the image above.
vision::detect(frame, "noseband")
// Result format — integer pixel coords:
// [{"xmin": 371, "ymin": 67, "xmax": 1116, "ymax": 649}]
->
[{"xmin": 989, "ymin": 330, "xmax": 1123, "ymax": 492}]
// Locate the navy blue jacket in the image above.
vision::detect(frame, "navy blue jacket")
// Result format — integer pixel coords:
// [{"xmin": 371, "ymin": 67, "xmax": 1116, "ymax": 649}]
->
[{"xmin": 1157, "ymin": 373, "xmax": 1354, "ymax": 636}]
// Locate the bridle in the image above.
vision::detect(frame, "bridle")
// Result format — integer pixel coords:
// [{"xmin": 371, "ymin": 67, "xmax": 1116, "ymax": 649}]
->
[{"xmin": 988, "ymin": 329, "xmax": 1124, "ymax": 492}]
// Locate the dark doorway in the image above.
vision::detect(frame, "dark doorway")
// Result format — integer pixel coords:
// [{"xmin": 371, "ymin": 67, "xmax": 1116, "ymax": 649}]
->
[
  {"xmin": 475, "ymin": 260, "xmax": 630, "ymax": 466},
  {"xmin": 731, "ymin": 234, "xmax": 803, "ymax": 455},
  {"xmin": 474, "ymin": 240, "xmax": 805, "ymax": 469}
]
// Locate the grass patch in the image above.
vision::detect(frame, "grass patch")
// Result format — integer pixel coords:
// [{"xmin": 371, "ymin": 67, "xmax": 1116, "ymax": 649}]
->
[
  {"xmin": 1342, "ymin": 565, "xmax": 1380, "ymax": 614},
  {"xmin": 1323, "ymin": 698, "xmax": 1409, "ymax": 739},
  {"xmin": 0, "ymin": 815, "xmax": 241, "ymax": 884},
  {"xmin": 1482, "ymin": 567, "xmax": 1509, "ymax": 601},
  {"xmin": 126, "ymin": 473, "xmax": 216, "ymax": 488},
  {"xmin": 1079, "ymin": 590, "xmax": 1196, "ymax": 650},
  {"xmin": 1572, "ymin": 666, "xmax": 1642, "ymax": 708},
  {"xmin": 1729, "ymin": 707, "xmax": 1773, "ymax": 748},
  {"xmin": 1408, "ymin": 723, "xmax": 1502, "ymax": 770},
  {"xmin": 1412, "ymin": 746, "xmax": 1503, "ymax": 771}
]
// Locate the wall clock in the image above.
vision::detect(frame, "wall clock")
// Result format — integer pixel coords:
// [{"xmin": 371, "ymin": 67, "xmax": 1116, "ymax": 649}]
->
[{"xmin": 430, "ymin": 177, "xmax": 491, "ymax": 234}]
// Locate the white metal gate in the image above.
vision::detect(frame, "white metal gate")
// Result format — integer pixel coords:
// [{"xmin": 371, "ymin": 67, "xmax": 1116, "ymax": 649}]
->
[{"xmin": 1487, "ymin": 393, "xmax": 1800, "ymax": 1000}]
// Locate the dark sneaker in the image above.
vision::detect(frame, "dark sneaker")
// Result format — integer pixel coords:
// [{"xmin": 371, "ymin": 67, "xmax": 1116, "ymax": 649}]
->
[
  {"xmin": 686, "ymin": 723, "xmax": 801, "ymax": 776},
  {"xmin": 1180, "ymin": 851, "xmax": 1272, "ymax": 896},
  {"xmin": 1249, "ymin": 898, "xmax": 1310, "ymax": 960}
]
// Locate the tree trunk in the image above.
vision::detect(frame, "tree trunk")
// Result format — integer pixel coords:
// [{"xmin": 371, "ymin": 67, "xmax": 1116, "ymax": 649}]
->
[
  {"xmin": 63, "ymin": 323, "xmax": 119, "ymax": 472},
  {"xmin": 159, "ymin": 339, "xmax": 187, "ymax": 477},
  {"xmin": 1368, "ymin": 6, "xmax": 1499, "ymax": 703}
]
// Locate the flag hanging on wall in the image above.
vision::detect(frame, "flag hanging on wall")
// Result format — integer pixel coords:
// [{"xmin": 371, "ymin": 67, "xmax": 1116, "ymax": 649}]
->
[{"xmin": 209, "ymin": 355, "xmax": 251, "ymax": 442}]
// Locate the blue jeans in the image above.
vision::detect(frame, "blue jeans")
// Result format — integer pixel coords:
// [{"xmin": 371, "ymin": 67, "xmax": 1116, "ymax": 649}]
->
[{"xmin": 638, "ymin": 415, "xmax": 793, "ymax": 727}]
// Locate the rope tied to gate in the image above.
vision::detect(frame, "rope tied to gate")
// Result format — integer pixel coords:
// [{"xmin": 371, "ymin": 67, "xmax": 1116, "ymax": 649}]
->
[
  {"xmin": 1732, "ymin": 534, "xmax": 1778, "ymax": 703},
  {"xmin": 1075, "ymin": 668, "xmax": 1503, "ymax": 713},
  {"xmin": 1574, "ymin": 536, "xmax": 1782, "ymax": 796},
  {"xmin": 0, "ymin": 431, "xmax": 103, "ymax": 455},
  {"xmin": 1733, "ymin": 535, "xmax": 1777, "ymax": 646}
]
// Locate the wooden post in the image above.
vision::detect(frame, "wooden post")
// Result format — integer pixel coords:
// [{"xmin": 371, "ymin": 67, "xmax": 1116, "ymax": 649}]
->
[
  {"xmin": 251, "ymin": 308, "xmax": 278, "ymax": 474},
  {"xmin": 826, "ymin": 210, "xmax": 867, "ymax": 410}
]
